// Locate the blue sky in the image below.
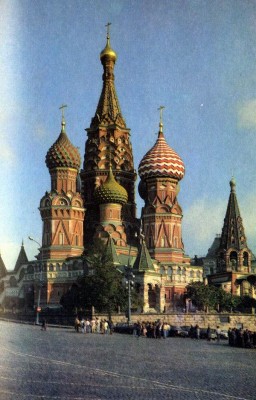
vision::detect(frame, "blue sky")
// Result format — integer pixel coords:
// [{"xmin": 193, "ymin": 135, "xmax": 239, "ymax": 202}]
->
[{"xmin": 1, "ymin": 0, "xmax": 256, "ymax": 269}]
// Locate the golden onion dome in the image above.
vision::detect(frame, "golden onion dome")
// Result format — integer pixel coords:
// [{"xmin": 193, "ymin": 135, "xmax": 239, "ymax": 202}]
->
[
  {"xmin": 100, "ymin": 34, "xmax": 117, "ymax": 62},
  {"xmin": 46, "ymin": 119, "xmax": 81, "ymax": 171},
  {"xmin": 94, "ymin": 168, "xmax": 128, "ymax": 205}
]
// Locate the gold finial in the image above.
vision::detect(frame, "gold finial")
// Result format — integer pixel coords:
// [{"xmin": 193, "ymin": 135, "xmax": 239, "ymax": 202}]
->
[
  {"xmin": 59, "ymin": 104, "xmax": 67, "ymax": 132},
  {"xmin": 100, "ymin": 22, "xmax": 117, "ymax": 62},
  {"xmin": 158, "ymin": 106, "xmax": 165, "ymax": 133}
]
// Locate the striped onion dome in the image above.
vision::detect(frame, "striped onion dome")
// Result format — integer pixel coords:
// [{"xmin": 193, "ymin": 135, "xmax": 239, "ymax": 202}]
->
[
  {"xmin": 138, "ymin": 129, "xmax": 185, "ymax": 181},
  {"xmin": 46, "ymin": 119, "xmax": 81, "ymax": 171},
  {"xmin": 94, "ymin": 167, "xmax": 128, "ymax": 205}
]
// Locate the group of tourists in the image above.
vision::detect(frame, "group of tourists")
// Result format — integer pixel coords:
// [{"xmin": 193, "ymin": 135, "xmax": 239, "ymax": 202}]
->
[
  {"xmin": 228, "ymin": 328, "xmax": 256, "ymax": 348},
  {"xmin": 74, "ymin": 316, "xmax": 114, "ymax": 334},
  {"xmin": 73, "ymin": 317, "xmax": 256, "ymax": 348},
  {"xmin": 132, "ymin": 321, "xmax": 171, "ymax": 338}
]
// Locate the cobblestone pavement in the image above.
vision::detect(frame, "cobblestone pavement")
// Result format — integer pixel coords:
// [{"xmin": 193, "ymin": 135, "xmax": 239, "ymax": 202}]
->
[{"xmin": 0, "ymin": 321, "xmax": 255, "ymax": 400}]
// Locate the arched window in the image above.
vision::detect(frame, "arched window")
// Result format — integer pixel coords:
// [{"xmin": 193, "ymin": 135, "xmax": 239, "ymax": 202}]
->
[
  {"xmin": 160, "ymin": 266, "xmax": 165, "ymax": 275},
  {"xmin": 27, "ymin": 265, "xmax": 34, "ymax": 274},
  {"xmin": 19, "ymin": 269, "xmax": 25, "ymax": 281},
  {"xmin": 167, "ymin": 266, "xmax": 173, "ymax": 276},
  {"xmin": 59, "ymin": 232, "xmax": 64, "ymax": 245},
  {"xmin": 230, "ymin": 251, "xmax": 238, "ymax": 270},
  {"xmin": 9, "ymin": 276, "xmax": 17, "ymax": 287},
  {"xmin": 243, "ymin": 252, "xmax": 249, "ymax": 267},
  {"xmin": 190, "ymin": 270, "xmax": 195, "ymax": 278}
]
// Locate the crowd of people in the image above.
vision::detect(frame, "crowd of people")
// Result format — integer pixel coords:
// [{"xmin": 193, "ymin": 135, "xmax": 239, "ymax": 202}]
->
[
  {"xmin": 228, "ymin": 328, "xmax": 256, "ymax": 348},
  {"xmin": 72, "ymin": 317, "xmax": 256, "ymax": 349},
  {"xmin": 132, "ymin": 321, "xmax": 170, "ymax": 338},
  {"xmin": 74, "ymin": 316, "xmax": 114, "ymax": 334}
]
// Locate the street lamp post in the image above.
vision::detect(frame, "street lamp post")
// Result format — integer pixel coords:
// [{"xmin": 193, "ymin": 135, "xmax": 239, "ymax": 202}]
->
[
  {"xmin": 125, "ymin": 267, "xmax": 135, "ymax": 325},
  {"xmin": 28, "ymin": 236, "xmax": 43, "ymax": 325},
  {"xmin": 125, "ymin": 244, "xmax": 135, "ymax": 325}
]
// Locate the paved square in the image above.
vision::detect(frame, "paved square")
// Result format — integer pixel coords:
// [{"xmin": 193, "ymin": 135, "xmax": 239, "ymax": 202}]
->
[{"xmin": 0, "ymin": 321, "xmax": 255, "ymax": 399}]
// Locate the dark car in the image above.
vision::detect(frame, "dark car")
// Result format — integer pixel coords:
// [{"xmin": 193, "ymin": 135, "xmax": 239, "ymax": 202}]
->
[
  {"xmin": 169, "ymin": 326, "xmax": 189, "ymax": 337},
  {"xmin": 200, "ymin": 328, "xmax": 217, "ymax": 340},
  {"xmin": 114, "ymin": 323, "xmax": 134, "ymax": 334}
]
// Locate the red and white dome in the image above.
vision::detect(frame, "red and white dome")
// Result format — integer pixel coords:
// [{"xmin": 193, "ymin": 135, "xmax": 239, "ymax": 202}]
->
[{"xmin": 138, "ymin": 131, "xmax": 185, "ymax": 181}]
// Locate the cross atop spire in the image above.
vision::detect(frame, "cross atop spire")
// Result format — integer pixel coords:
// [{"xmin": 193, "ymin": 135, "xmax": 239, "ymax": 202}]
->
[
  {"xmin": 105, "ymin": 22, "xmax": 112, "ymax": 39},
  {"xmin": 59, "ymin": 104, "xmax": 67, "ymax": 133},
  {"xmin": 158, "ymin": 105, "xmax": 165, "ymax": 133}
]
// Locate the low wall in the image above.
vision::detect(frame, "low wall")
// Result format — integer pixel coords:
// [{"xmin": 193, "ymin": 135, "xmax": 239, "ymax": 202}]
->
[
  {"xmin": 97, "ymin": 312, "xmax": 256, "ymax": 331},
  {"xmin": 1, "ymin": 311, "xmax": 255, "ymax": 331}
]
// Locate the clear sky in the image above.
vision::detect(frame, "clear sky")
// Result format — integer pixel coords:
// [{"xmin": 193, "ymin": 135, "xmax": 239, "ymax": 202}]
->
[{"xmin": 1, "ymin": 0, "xmax": 256, "ymax": 270}]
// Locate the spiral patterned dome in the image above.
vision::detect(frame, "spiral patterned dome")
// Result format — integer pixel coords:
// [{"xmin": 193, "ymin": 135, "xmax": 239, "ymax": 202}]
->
[
  {"xmin": 94, "ymin": 168, "xmax": 128, "ymax": 205},
  {"xmin": 138, "ymin": 131, "xmax": 185, "ymax": 181},
  {"xmin": 46, "ymin": 121, "xmax": 81, "ymax": 171}
]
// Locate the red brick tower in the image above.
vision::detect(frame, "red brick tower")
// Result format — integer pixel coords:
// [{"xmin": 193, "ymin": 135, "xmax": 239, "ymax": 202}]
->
[
  {"xmin": 40, "ymin": 111, "xmax": 85, "ymax": 261},
  {"xmin": 138, "ymin": 109, "xmax": 188, "ymax": 265},
  {"xmin": 80, "ymin": 26, "xmax": 137, "ymax": 245}
]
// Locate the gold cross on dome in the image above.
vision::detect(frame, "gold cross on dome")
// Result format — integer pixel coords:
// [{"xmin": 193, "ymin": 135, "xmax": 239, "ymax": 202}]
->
[
  {"xmin": 158, "ymin": 106, "xmax": 165, "ymax": 133},
  {"xmin": 158, "ymin": 105, "xmax": 165, "ymax": 124},
  {"xmin": 105, "ymin": 22, "xmax": 112, "ymax": 38},
  {"xmin": 59, "ymin": 104, "xmax": 67, "ymax": 119}
]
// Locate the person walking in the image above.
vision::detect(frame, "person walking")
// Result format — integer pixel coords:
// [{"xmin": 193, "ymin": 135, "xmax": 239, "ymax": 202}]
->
[
  {"xmin": 74, "ymin": 317, "xmax": 80, "ymax": 333},
  {"xmin": 207, "ymin": 325, "xmax": 211, "ymax": 341},
  {"xmin": 216, "ymin": 326, "xmax": 221, "ymax": 343},
  {"xmin": 196, "ymin": 325, "xmax": 200, "ymax": 340},
  {"xmin": 163, "ymin": 322, "xmax": 170, "ymax": 339},
  {"xmin": 41, "ymin": 318, "xmax": 47, "ymax": 331}
]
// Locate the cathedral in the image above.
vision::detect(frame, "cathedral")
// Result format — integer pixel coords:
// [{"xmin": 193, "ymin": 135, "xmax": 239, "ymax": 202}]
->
[{"xmin": 0, "ymin": 30, "xmax": 254, "ymax": 314}]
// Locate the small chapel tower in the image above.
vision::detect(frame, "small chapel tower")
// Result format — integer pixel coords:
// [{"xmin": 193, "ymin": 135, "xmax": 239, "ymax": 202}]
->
[
  {"xmin": 217, "ymin": 178, "xmax": 251, "ymax": 274},
  {"xmin": 39, "ymin": 108, "xmax": 85, "ymax": 261}
]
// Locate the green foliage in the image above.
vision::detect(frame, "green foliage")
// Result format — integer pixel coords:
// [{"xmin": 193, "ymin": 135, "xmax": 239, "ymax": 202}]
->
[
  {"xmin": 237, "ymin": 295, "xmax": 256, "ymax": 310},
  {"xmin": 186, "ymin": 282, "xmax": 218, "ymax": 311},
  {"xmin": 61, "ymin": 239, "xmax": 129, "ymax": 318},
  {"xmin": 186, "ymin": 281, "xmax": 256, "ymax": 313}
]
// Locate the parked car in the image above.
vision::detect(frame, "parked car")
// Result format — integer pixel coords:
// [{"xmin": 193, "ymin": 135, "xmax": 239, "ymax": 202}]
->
[
  {"xmin": 169, "ymin": 326, "xmax": 189, "ymax": 337},
  {"xmin": 200, "ymin": 328, "xmax": 217, "ymax": 340},
  {"xmin": 114, "ymin": 323, "xmax": 133, "ymax": 334},
  {"xmin": 220, "ymin": 330, "xmax": 228, "ymax": 339}
]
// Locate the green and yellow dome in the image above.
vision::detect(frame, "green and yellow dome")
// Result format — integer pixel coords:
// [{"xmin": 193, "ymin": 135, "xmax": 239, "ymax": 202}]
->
[{"xmin": 94, "ymin": 168, "xmax": 128, "ymax": 205}]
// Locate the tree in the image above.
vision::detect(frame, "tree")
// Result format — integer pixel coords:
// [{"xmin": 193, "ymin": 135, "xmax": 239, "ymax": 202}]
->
[
  {"xmin": 186, "ymin": 282, "xmax": 218, "ymax": 312},
  {"xmin": 216, "ymin": 289, "xmax": 241, "ymax": 312},
  {"xmin": 62, "ymin": 239, "xmax": 129, "ymax": 319}
]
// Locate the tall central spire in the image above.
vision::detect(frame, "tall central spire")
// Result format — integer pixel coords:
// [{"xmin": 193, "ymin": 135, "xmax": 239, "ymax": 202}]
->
[
  {"xmin": 90, "ymin": 23, "xmax": 126, "ymax": 129},
  {"xmin": 81, "ymin": 26, "xmax": 137, "ymax": 245}
]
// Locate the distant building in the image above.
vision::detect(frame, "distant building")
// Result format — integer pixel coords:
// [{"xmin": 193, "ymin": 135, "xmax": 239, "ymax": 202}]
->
[
  {"xmin": 0, "ymin": 242, "xmax": 28, "ymax": 311},
  {"xmin": 206, "ymin": 178, "xmax": 256, "ymax": 298}
]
